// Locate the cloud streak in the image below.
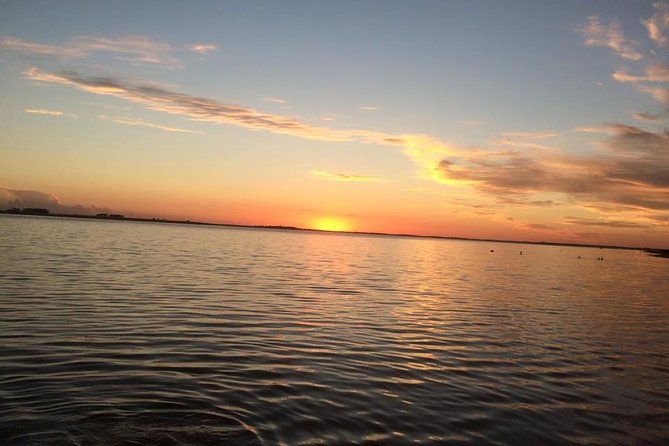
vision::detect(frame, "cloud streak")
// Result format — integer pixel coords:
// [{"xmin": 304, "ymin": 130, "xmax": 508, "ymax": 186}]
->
[
  {"xmin": 610, "ymin": 62, "xmax": 669, "ymax": 107},
  {"xmin": 612, "ymin": 62, "xmax": 669, "ymax": 83},
  {"xmin": 262, "ymin": 97, "xmax": 287, "ymax": 104},
  {"xmin": 574, "ymin": 126, "xmax": 611, "ymax": 134},
  {"xmin": 633, "ymin": 111, "xmax": 667, "ymax": 121},
  {"xmin": 565, "ymin": 216, "xmax": 648, "ymax": 229},
  {"xmin": 188, "ymin": 44, "xmax": 217, "ymax": 54},
  {"xmin": 98, "ymin": 115, "xmax": 204, "ymax": 134},
  {"xmin": 1, "ymin": 35, "xmax": 219, "ymax": 67},
  {"xmin": 310, "ymin": 170, "xmax": 383, "ymax": 182},
  {"xmin": 20, "ymin": 69, "xmax": 668, "ymax": 232},
  {"xmin": 642, "ymin": 1, "xmax": 669, "ymax": 47},
  {"xmin": 608, "ymin": 62, "xmax": 669, "ymax": 107},
  {"xmin": 436, "ymin": 123, "xmax": 669, "ymax": 218},
  {"xmin": 636, "ymin": 85, "xmax": 669, "ymax": 105},
  {"xmin": 22, "ymin": 67, "xmax": 459, "ymax": 166},
  {"xmin": 577, "ymin": 16, "xmax": 642, "ymax": 60},
  {"xmin": 500, "ymin": 131, "xmax": 558, "ymax": 139},
  {"xmin": 24, "ymin": 108, "xmax": 76, "ymax": 117}
]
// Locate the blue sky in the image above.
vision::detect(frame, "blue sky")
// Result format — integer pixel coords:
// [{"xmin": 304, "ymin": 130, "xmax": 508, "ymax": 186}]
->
[{"xmin": 1, "ymin": 1, "xmax": 668, "ymax": 247}]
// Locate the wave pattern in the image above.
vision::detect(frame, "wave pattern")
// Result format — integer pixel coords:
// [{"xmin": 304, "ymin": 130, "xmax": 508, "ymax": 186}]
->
[{"xmin": 1, "ymin": 215, "xmax": 668, "ymax": 445}]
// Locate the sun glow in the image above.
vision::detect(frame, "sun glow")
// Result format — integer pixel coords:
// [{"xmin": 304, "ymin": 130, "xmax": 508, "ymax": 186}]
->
[{"xmin": 311, "ymin": 217, "xmax": 352, "ymax": 232}]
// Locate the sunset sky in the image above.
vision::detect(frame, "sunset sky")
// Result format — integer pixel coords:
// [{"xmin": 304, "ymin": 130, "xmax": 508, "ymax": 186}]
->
[{"xmin": 1, "ymin": 1, "xmax": 668, "ymax": 248}]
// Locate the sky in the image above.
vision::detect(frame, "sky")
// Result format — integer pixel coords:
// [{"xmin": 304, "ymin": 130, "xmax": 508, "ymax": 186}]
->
[{"xmin": 1, "ymin": 0, "xmax": 668, "ymax": 248}]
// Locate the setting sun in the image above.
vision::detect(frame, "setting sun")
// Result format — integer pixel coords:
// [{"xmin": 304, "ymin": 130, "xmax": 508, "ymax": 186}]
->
[
  {"xmin": 2, "ymin": 3, "xmax": 669, "ymax": 445},
  {"xmin": 311, "ymin": 217, "xmax": 352, "ymax": 232}
]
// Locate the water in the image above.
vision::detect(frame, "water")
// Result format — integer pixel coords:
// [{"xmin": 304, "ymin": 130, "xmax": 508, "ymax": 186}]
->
[{"xmin": 1, "ymin": 214, "xmax": 668, "ymax": 445}]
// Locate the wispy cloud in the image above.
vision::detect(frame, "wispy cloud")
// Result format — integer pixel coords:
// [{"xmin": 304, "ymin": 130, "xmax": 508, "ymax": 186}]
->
[
  {"xmin": 22, "ymin": 67, "xmax": 460, "ymax": 167},
  {"xmin": 24, "ymin": 108, "xmax": 76, "ymax": 117},
  {"xmin": 310, "ymin": 170, "xmax": 383, "ymax": 182},
  {"xmin": 577, "ymin": 16, "xmax": 642, "ymax": 61},
  {"xmin": 23, "ymin": 67, "xmax": 667, "ymax": 231},
  {"xmin": 527, "ymin": 223, "xmax": 554, "ymax": 230},
  {"xmin": 1, "ymin": 36, "xmax": 85, "ymax": 58},
  {"xmin": 98, "ymin": 115, "xmax": 203, "ymax": 134},
  {"xmin": 436, "ymin": 123, "xmax": 669, "ymax": 222},
  {"xmin": 501, "ymin": 131, "xmax": 558, "ymax": 139},
  {"xmin": 642, "ymin": 1, "xmax": 669, "ymax": 47},
  {"xmin": 492, "ymin": 131, "xmax": 560, "ymax": 152},
  {"xmin": 188, "ymin": 44, "xmax": 217, "ymax": 54},
  {"xmin": 574, "ymin": 126, "xmax": 611, "ymax": 134},
  {"xmin": 633, "ymin": 111, "xmax": 667, "ymax": 121},
  {"xmin": 262, "ymin": 97, "xmax": 287, "ymax": 104},
  {"xmin": 565, "ymin": 216, "xmax": 648, "ymax": 228},
  {"xmin": 609, "ymin": 62, "xmax": 669, "ymax": 108},
  {"xmin": 612, "ymin": 62, "xmax": 669, "ymax": 82},
  {"xmin": 636, "ymin": 85, "xmax": 669, "ymax": 105},
  {"xmin": 1, "ymin": 35, "xmax": 215, "ymax": 67},
  {"xmin": 359, "ymin": 106, "xmax": 379, "ymax": 111}
]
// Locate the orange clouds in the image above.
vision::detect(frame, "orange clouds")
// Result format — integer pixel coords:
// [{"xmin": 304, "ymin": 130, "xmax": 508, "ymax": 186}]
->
[
  {"xmin": 188, "ymin": 44, "xmax": 217, "ymax": 54},
  {"xmin": 17, "ymin": 68, "xmax": 669, "ymax": 241},
  {"xmin": 642, "ymin": 1, "xmax": 669, "ymax": 47},
  {"xmin": 612, "ymin": 62, "xmax": 669, "ymax": 83},
  {"xmin": 435, "ymin": 123, "xmax": 669, "ymax": 232},
  {"xmin": 1, "ymin": 35, "xmax": 218, "ymax": 67},
  {"xmin": 23, "ymin": 67, "xmax": 460, "ymax": 161},
  {"xmin": 577, "ymin": 16, "xmax": 642, "ymax": 61}
]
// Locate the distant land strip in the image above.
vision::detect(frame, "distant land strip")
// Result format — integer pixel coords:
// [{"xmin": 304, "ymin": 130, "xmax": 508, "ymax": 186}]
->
[{"xmin": 1, "ymin": 207, "xmax": 667, "ymax": 257}]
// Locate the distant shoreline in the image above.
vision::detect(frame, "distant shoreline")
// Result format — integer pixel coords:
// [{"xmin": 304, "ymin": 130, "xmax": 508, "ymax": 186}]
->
[{"xmin": 1, "ymin": 209, "xmax": 667, "ymax": 256}]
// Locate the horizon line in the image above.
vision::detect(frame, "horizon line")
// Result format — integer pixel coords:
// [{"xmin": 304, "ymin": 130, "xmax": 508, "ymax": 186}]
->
[{"xmin": 2, "ymin": 207, "xmax": 665, "ymax": 253}]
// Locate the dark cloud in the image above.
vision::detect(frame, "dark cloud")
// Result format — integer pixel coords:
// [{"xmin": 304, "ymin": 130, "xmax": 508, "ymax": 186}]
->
[
  {"xmin": 649, "ymin": 214, "xmax": 669, "ymax": 224},
  {"xmin": 26, "ymin": 68, "xmax": 347, "ymax": 140},
  {"xmin": 438, "ymin": 153, "xmax": 592, "ymax": 196},
  {"xmin": 601, "ymin": 124, "xmax": 669, "ymax": 188},
  {"xmin": 25, "ymin": 68, "xmax": 440, "ymax": 148},
  {"xmin": 0, "ymin": 187, "xmax": 111, "ymax": 215},
  {"xmin": 436, "ymin": 123, "xmax": 669, "ymax": 216},
  {"xmin": 24, "ymin": 67, "xmax": 461, "ymax": 167},
  {"xmin": 565, "ymin": 217, "xmax": 648, "ymax": 228},
  {"xmin": 528, "ymin": 223, "xmax": 553, "ymax": 230},
  {"xmin": 528, "ymin": 200, "xmax": 560, "ymax": 206},
  {"xmin": 633, "ymin": 111, "xmax": 665, "ymax": 121}
]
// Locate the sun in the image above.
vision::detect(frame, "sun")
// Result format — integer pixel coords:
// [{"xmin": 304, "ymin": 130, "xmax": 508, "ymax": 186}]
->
[{"xmin": 311, "ymin": 217, "xmax": 352, "ymax": 232}]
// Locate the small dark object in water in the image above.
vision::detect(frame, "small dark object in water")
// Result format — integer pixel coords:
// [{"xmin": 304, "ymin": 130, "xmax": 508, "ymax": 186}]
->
[
  {"xmin": 520, "ymin": 251, "xmax": 523, "ymax": 255},
  {"xmin": 490, "ymin": 249, "xmax": 494, "ymax": 252}
]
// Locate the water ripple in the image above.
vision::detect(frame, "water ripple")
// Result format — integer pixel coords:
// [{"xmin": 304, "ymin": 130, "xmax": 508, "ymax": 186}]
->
[{"xmin": 1, "ymin": 215, "xmax": 668, "ymax": 445}]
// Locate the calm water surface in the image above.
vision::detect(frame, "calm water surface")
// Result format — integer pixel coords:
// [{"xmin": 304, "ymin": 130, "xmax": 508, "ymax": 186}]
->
[{"xmin": 1, "ymin": 215, "xmax": 668, "ymax": 445}]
